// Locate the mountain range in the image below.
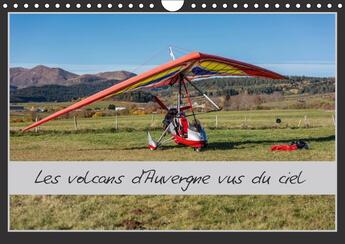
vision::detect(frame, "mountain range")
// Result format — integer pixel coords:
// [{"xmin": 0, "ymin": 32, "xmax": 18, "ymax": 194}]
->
[
  {"xmin": 10, "ymin": 65, "xmax": 136, "ymax": 89},
  {"xmin": 9, "ymin": 65, "xmax": 335, "ymax": 104}
]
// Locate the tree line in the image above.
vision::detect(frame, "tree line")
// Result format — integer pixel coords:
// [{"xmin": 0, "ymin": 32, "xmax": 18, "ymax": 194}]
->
[{"xmin": 10, "ymin": 76, "xmax": 335, "ymax": 103}]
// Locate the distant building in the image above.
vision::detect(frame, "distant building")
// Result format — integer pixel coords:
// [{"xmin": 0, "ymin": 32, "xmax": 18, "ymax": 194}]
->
[
  {"xmin": 193, "ymin": 102, "xmax": 206, "ymax": 109},
  {"xmin": 29, "ymin": 106, "xmax": 47, "ymax": 113},
  {"xmin": 37, "ymin": 108, "xmax": 48, "ymax": 113},
  {"xmin": 115, "ymin": 106, "xmax": 127, "ymax": 111}
]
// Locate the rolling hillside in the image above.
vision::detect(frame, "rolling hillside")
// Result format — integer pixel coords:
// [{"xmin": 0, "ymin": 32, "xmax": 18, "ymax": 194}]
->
[{"xmin": 10, "ymin": 65, "xmax": 335, "ymax": 104}]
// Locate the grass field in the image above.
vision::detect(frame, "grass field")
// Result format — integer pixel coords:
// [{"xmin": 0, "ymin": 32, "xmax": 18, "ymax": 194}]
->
[
  {"xmin": 10, "ymin": 109, "xmax": 335, "ymax": 161},
  {"xmin": 9, "ymin": 108, "xmax": 336, "ymax": 230},
  {"xmin": 10, "ymin": 195, "xmax": 335, "ymax": 230}
]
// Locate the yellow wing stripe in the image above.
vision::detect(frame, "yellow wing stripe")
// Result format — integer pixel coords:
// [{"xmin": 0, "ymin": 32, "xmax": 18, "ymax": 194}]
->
[
  {"xmin": 199, "ymin": 61, "xmax": 246, "ymax": 75},
  {"xmin": 113, "ymin": 65, "xmax": 183, "ymax": 95}
]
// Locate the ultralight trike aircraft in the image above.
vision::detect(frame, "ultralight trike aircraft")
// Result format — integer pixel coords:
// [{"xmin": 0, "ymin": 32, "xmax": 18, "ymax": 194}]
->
[{"xmin": 22, "ymin": 50, "xmax": 285, "ymax": 151}]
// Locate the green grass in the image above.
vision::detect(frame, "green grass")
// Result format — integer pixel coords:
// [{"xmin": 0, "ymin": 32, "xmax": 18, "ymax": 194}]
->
[
  {"xmin": 10, "ymin": 109, "xmax": 335, "ymax": 161},
  {"xmin": 10, "ymin": 195, "xmax": 335, "ymax": 230},
  {"xmin": 10, "ymin": 127, "xmax": 335, "ymax": 161}
]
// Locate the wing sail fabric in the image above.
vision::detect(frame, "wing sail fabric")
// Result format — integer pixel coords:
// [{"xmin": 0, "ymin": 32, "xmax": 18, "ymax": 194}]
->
[
  {"xmin": 185, "ymin": 53, "xmax": 285, "ymax": 80},
  {"xmin": 22, "ymin": 52, "xmax": 285, "ymax": 131}
]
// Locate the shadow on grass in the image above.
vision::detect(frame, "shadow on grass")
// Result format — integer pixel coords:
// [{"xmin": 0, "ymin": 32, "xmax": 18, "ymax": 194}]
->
[
  {"xmin": 75, "ymin": 142, "xmax": 185, "ymax": 152},
  {"xmin": 207, "ymin": 135, "xmax": 335, "ymax": 151},
  {"xmin": 76, "ymin": 135, "xmax": 335, "ymax": 152}
]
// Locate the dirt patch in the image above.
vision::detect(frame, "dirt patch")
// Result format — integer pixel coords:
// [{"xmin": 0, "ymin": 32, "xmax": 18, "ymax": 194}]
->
[{"xmin": 131, "ymin": 208, "xmax": 144, "ymax": 215}]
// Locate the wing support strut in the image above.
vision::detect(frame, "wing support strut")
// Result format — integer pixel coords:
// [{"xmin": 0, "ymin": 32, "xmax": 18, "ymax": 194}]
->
[{"xmin": 184, "ymin": 76, "xmax": 222, "ymax": 111}]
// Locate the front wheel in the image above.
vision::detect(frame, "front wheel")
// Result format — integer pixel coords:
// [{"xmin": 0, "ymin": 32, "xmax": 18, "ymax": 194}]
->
[{"xmin": 194, "ymin": 147, "xmax": 202, "ymax": 152}]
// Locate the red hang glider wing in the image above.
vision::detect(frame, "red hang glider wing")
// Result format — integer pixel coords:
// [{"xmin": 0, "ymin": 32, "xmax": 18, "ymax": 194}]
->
[
  {"xmin": 22, "ymin": 52, "xmax": 285, "ymax": 132},
  {"xmin": 185, "ymin": 53, "xmax": 286, "ymax": 80},
  {"xmin": 141, "ymin": 52, "xmax": 286, "ymax": 89}
]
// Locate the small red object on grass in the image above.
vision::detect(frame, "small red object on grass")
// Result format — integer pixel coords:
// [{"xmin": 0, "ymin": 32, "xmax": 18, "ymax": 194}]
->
[{"xmin": 271, "ymin": 144, "xmax": 298, "ymax": 151}]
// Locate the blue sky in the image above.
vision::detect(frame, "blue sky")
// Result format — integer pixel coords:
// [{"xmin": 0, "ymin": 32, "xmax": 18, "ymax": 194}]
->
[{"xmin": 10, "ymin": 14, "xmax": 336, "ymax": 77}]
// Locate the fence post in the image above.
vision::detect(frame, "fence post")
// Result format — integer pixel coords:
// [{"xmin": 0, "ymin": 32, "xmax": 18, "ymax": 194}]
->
[
  {"xmin": 241, "ymin": 116, "xmax": 247, "ymax": 128},
  {"xmin": 74, "ymin": 115, "xmax": 78, "ymax": 130},
  {"xmin": 332, "ymin": 114, "xmax": 336, "ymax": 126},
  {"xmin": 304, "ymin": 115, "xmax": 309, "ymax": 128},
  {"xmin": 115, "ymin": 111, "xmax": 118, "ymax": 130},
  {"xmin": 215, "ymin": 115, "xmax": 218, "ymax": 128},
  {"xmin": 35, "ymin": 116, "xmax": 39, "ymax": 133}
]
